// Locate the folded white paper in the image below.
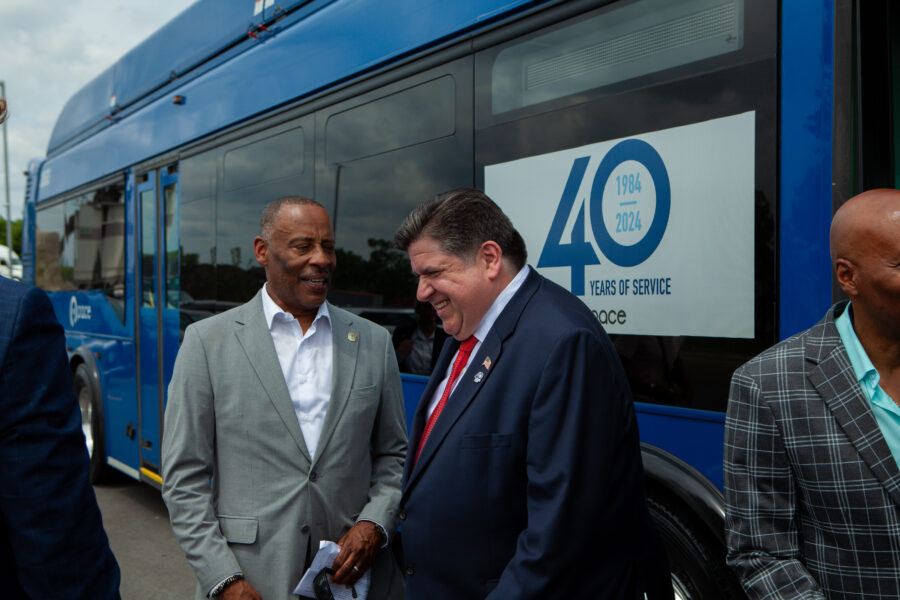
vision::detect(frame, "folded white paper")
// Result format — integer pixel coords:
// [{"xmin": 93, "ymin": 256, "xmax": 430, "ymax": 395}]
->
[{"xmin": 293, "ymin": 540, "xmax": 370, "ymax": 600}]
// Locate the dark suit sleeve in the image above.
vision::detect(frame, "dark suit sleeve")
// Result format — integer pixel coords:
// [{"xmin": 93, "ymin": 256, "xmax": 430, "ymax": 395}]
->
[
  {"xmin": 0, "ymin": 286, "xmax": 120, "ymax": 599},
  {"xmin": 488, "ymin": 329, "xmax": 652, "ymax": 599},
  {"xmin": 724, "ymin": 365, "xmax": 825, "ymax": 599}
]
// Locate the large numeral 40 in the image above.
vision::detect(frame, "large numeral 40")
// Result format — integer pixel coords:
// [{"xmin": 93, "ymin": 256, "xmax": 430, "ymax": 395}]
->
[{"xmin": 537, "ymin": 157, "xmax": 600, "ymax": 296}]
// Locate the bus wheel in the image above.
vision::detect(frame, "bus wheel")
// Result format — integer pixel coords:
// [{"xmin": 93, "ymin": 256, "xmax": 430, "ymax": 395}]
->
[
  {"xmin": 647, "ymin": 496, "xmax": 745, "ymax": 600},
  {"xmin": 74, "ymin": 363, "xmax": 108, "ymax": 484}
]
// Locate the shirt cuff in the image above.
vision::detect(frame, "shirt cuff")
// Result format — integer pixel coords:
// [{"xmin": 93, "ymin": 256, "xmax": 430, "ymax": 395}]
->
[
  {"xmin": 208, "ymin": 573, "xmax": 243, "ymax": 598},
  {"xmin": 357, "ymin": 518, "xmax": 389, "ymax": 548}
]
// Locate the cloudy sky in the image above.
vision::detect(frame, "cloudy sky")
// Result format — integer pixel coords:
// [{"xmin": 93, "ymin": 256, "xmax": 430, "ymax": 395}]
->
[{"xmin": 1, "ymin": 0, "xmax": 196, "ymax": 219}]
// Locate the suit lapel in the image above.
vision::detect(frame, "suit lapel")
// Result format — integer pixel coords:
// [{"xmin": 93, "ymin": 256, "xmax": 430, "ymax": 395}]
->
[
  {"xmin": 312, "ymin": 303, "xmax": 359, "ymax": 468},
  {"xmin": 406, "ymin": 333, "xmax": 503, "ymax": 485},
  {"xmin": 235, "ymin": 292, "xmax": 312, "ymax": 464},
  {"xmin": 807, "ymin": 308, "xmax": 900, "ymax": 508},
  {"xmin": 403, "ymin": 338, "xmax": 455, "ymax": 486},
  {"xmin": 403, "ymin": 270, "xmax": 541, "ymax": 496}
]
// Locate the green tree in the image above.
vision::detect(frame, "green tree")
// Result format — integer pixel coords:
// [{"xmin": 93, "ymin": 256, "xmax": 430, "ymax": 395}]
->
[{"xmin": 0, "ymin": 216, "xmax": 22, "ymax": 252}]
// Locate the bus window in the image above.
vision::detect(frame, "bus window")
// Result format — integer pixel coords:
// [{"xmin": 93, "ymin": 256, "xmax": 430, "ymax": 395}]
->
[
  {"xmin": 34, "ymin": 201, "xmax": 66, "ymax": 290},
  {"xmin": 35, "ymin": 181, "xmax": 126, "ymax": 324},
  {"xmin": 224, "ymin": 127, "xmax": 304, "ymax": 191},
  {"xmin": 490, "ymin": 0, "xmax": 744, "ymax": 116},
  {"xmin": 475, "ymin": 0, "xmax": 777, "ymax": 411},
  {"xmin": 325, "ymin": 76, "xmax": 455, "ymax": 164},
  {"xmin": 320, "ymin": 65, "xmax": 473, "ymax": 367},
  {"xmin": 164, "ymin": 180, "xmax": 179, "ymax": 310},
  {"xmin": 180, "ymin": 150, "xmax": 217, "ymax": 306},
  {"xmin": 853, "ymin": 0, "xmax": 900, "ymax": 191},
  {"xmin": 217, "ymin": 124, "xmax": 311, "ymax": 304},
  {"xmin": 140, "ymin": 187, "xmax": 156, "ymax": 310}
]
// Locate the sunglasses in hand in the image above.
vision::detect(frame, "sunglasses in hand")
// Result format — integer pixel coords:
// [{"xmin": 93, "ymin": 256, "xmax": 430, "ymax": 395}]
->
[{"xmin": 313, "ymin": 567, "xmax": 358, "ymax": 600}]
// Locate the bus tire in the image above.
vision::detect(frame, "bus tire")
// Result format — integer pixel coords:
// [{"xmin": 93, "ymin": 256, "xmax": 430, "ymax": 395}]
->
[
  {"xmin": 647, "ymin": 495, "xmax": 745, "ymax": 600},
  {"xmin": 74, "ymin": 363, "xmax": 108, "ymax": 484}
]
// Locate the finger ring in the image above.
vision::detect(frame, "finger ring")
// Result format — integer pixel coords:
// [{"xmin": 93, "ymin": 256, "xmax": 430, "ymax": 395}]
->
[{"xmin": 353, "ymin": 566, "xmax": 361, "ymax": 574}]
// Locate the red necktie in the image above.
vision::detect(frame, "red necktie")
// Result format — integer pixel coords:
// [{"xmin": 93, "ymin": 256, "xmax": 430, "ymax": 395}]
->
[{"xmin": 415, "ymin": 336, "xmax": 478, "ymax": 464}]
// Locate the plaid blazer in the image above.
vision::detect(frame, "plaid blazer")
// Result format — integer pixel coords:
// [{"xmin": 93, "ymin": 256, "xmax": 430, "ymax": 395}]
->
[{"xmin": 725, "ymin": 302, "xmax": 900, "ymax": 600}]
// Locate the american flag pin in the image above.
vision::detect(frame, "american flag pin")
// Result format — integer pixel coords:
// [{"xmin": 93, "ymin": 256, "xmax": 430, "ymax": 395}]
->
[
  {"xmin": 474, "ymin": 371, "xmax": 484, "ymax": 383},
  {"xmin": 482, "ymin": 356, "xmax": 492, "ymax": 370},
  {"xmin": 348, "ymin": 332, "xmax": 358, "ymax": 342}
]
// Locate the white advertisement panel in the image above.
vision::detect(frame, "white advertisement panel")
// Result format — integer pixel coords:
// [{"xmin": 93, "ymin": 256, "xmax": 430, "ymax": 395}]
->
[{"xmin": 485, "ymin": 111, "xmax": 755, "ymax": 338}]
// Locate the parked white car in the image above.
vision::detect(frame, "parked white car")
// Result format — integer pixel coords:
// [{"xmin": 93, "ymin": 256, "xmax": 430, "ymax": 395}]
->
[{"xmin": 0, "ymin": 244, "xmax": 22, "ymax": 280}]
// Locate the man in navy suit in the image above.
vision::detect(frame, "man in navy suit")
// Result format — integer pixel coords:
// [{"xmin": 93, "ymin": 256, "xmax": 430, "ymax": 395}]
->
[
  {"xmin": 393, "ymin": 188, "xmax": 670, "ymax": 599},
  {"xmin": 0, "ymin": 275, "xmax": 121, "ymax": 599}
]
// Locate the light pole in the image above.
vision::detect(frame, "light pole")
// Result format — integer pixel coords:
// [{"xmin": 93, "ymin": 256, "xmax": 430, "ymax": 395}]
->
[{"xmin": 0, "ymin": 81, "xmax": 11, "ymax": 276}]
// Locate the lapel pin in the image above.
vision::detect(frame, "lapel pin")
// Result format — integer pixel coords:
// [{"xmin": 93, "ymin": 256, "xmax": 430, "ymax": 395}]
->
[
  {"xmin": 482, "ymin": 356, "xmax": 492, "ymax": 370},
  {"xmin": 474, "ymin": 371, "xmax": 484, "ymax": 383},
  {"xmin": 348, "ymin": 331, "xmax": 358, "ymax": 342}
]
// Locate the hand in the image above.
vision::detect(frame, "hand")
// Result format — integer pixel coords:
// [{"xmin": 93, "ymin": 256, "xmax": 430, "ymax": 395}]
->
[
  {"xmin": 220, "ymin": 578, "xmax": 262, "ymax": 600},
  {"xmin": 331, "ymin": 521, "xmax": 383, "ymax": 586}
]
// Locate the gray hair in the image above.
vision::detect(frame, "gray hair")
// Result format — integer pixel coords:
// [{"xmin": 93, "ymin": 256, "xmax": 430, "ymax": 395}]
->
[{"xmin": 259, "ymin": 196, "xmax": 324, "ymax": 241}]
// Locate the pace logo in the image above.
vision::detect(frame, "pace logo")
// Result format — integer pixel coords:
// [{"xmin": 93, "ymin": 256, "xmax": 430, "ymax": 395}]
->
[
  {"xmin": 537, "ymin": 139, "xmax": 670, "ymax": 295},
  {"xmin": 69, "ymin": 296, "xmax": 92, "ymax": 326}
]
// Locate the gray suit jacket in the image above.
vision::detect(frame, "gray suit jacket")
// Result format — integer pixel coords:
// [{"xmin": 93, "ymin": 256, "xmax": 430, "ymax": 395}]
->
[
  {"xmin": 725, "ymin": 302, "xmax": 900, "ymax": 599},
  {"xmin": 162, "ymin": 293, "xmax": 407, "ymax": 600}
]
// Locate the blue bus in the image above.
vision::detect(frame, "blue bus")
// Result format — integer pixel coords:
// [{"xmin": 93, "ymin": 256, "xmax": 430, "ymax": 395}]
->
[{"xmin": 20, "ymin": 0, "xmax": 899, "ymax": 597}]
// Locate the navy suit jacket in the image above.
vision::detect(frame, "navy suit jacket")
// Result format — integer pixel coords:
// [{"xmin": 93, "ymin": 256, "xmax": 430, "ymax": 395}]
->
[
  {"xmin": 399, "ymin": 269, "xmax": 670, "ymax": 600},
  {"xmin": 0, "ymin": 277, "xmax": 120, "ymax": 599}
]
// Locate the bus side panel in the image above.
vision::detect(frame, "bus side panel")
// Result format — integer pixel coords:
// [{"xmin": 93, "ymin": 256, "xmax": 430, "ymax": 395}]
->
[
  {"xmin": 779, "ymin": 0, "xmax": 835, "ymax": 339},
  {"xmin": 87, "ymin": 337, "xmax": 139, "ymax": 475},
  {"xmin": 47, "ymin": 290, "xmax": 141, "ymax": 477},
  {"xmin": 401, "ymin": 375, "xmax": 429, "ymax": 431},
  {"xmin": 58, "ymin": 330, "xmax": 140, "ymax": 476},
  {"xmin": 635, "ymin": 405, "xmax": 725, "ymax": 491}
]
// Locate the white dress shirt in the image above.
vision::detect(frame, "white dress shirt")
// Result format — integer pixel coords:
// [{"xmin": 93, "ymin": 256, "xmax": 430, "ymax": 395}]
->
[
  {"xmin": 261, "ymin": 284, "xmax": 332, "ymax": 459},
  {"xmin": 426, "ymin": 265, "xmax": 530, "ymax": 419}
]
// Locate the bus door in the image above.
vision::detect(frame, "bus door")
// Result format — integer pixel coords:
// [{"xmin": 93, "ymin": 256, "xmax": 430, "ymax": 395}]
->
[{"xmin": 136, "ymin": 163, "xmax": 180, "ymax": 485}]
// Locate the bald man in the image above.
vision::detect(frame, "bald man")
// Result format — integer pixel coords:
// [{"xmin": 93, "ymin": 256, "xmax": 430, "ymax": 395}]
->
[{"xmin": 724, "ymin": 189, "xmax": 900, "ymax": 599}]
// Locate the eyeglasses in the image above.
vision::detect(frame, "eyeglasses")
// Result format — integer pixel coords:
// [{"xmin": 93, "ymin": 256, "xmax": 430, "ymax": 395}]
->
[{"xmin": 313, "ymin": 567, "xmax": 358, "ymax": 600}]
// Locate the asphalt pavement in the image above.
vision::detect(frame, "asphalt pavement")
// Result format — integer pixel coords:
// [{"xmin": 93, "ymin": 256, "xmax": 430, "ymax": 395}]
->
[{"xmin": 93, "ymin": 475, "xmax": 197, "ymax": 599}]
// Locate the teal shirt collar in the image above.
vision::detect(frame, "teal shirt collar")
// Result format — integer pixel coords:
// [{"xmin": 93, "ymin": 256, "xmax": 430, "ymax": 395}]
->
[
  {"xmin": 835, "ymin": 302, "xmax": 900, "ymax": 470},
  {"xmin": 835, "ymin": 303, "xmax": 882, "ymax": 395}
]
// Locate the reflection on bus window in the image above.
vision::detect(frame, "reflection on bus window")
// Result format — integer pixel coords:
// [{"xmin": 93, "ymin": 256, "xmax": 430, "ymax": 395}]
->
[
  {"xmin": 180, "ymin": 151, "xmax": 217, "ymax": 304},
  {"xmin": 218, "ymin": 128, "xmax": 308, "ymax": 304},
  {"xmin": 491, "ymin": 0, "xmax": 743, "ymax": 115},
  {"xmin": 326, "ymin": 75, "xmax": 468, "ymax": 333},
  {"xmin": 35, "ymin": 181, "xmax": 126, "ymax": 323}
]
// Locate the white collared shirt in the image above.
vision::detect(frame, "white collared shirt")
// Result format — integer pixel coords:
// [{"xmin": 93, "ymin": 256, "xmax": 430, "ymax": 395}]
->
[
  {"xmin": 426, "ymin": 265, "xmax": 530, "ymax": 419},
  {"xmin": 261, "ymin": 284, "xmax": 332, "ymax": 459}
]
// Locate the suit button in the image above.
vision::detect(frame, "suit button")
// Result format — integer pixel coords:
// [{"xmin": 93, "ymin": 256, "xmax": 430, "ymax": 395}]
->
[
  {"xmin": 406, "ymin": 565, "xmax": 414, "ymax": 576},
  {"xmin": 399, "ymin": 510, "xmax": 407, "ymax": 520},
  {"xmin": 309, "ymin": 471, "xmax": 318, "ymax": 482},
  {"xmin": 301, "ymin": 524, "xmax": 310, "ymax": 534}
]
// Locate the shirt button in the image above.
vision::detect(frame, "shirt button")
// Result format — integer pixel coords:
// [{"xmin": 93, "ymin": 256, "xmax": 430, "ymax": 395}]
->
[
  {"xmin": 309, "ymin": 471, "xmax": 318, "ymax": 482},
  {"xmin": 406, "ymin": 565, "xmax": 414, "ymax": 576}
]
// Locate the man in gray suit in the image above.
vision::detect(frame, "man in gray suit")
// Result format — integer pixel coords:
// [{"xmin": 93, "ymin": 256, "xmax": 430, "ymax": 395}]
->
[
  {"xmin": 162, "ymin": 197, "xmax": 407, "ymax": 600},
  {"xmin": 725, "ymin": 188, "xmax": 900, "ymax": 599}
]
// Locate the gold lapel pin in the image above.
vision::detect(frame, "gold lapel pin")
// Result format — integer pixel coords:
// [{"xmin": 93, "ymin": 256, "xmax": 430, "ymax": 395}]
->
[{"xmin": 348, "ymin": 332, "xmax": 358, "ymax": 342}]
